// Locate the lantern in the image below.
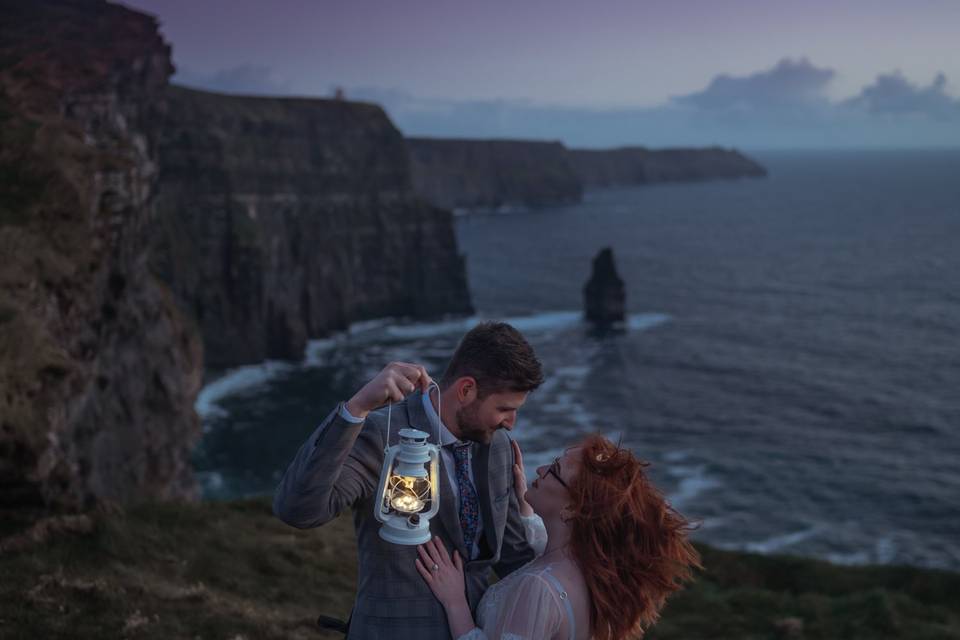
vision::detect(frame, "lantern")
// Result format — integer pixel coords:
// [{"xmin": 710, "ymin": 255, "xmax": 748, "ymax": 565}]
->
[{"xmin": 374, "ymin": 426, "xmax": 440, "ymax": 545}]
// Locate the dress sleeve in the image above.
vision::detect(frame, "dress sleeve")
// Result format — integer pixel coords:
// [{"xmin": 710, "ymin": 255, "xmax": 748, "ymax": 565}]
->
[
  {"xmin": 520, "ymin": 513, "xmax": 548, "ymax": 557},
  {"xmin": 455, "ymin": 573, "xmax": 564, "ymax": 640}
]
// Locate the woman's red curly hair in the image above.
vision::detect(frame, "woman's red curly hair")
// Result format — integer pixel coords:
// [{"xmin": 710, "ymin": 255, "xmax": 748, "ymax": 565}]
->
[{"xmin": 568, "ymin": 435, "xmax": 701, "ymax": 640}]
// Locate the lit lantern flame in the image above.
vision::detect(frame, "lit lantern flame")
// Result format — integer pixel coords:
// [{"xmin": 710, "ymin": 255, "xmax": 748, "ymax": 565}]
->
[
  {"xmin": 386, "ymin": 475, "xmax": 430, "ymax": 513},
  {"xmin": 391, "ymin": 493, "xmax": 425, "ymax": 513}
]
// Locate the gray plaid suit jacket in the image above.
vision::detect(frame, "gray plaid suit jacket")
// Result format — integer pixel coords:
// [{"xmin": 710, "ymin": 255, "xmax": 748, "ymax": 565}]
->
[{"xmin": 273, "ymin": 390, "xmax": 535, "ymax": 639}]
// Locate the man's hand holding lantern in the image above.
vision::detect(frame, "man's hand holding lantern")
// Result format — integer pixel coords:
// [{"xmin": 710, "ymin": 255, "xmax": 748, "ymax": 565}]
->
[{"xmin": 345, "ymin": 362, "xmax": 433, "ymax": 419}]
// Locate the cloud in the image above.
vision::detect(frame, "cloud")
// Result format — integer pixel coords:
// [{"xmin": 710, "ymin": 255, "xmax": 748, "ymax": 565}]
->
[
  {"xmin": 176, "ymin": 59, "xmax": 951, "ymax": 149},
  {"xmin": 172, "ymin": 64, "xmax": 292, "ymax": 96},
  {"xmin": 843, "ymin": 71, "xmax": 960, "ymax": 119},
  {"xmin": 672, "ymin": 58, "xmax": 835, "ymax": 111}
]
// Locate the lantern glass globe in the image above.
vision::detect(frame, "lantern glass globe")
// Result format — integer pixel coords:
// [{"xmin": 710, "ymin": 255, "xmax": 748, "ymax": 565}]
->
[{"xmin": 387, "ymin": 474, "xmax": 431, "ymax": 513}]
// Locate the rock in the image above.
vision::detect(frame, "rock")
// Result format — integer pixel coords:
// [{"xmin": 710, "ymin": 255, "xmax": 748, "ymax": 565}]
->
[
  {"xmin": 0, "ymin": 0, "xmax": 202, "ymax": 508},
  {"xmin": 583, "ymin": 248, "xmax": 626, "ymax": 326}
]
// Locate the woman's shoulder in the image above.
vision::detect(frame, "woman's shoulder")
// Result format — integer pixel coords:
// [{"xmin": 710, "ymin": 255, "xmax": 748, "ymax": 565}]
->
[{"xmin": 510, "ymin": 561, "xmax": 574, "ymax": 600}]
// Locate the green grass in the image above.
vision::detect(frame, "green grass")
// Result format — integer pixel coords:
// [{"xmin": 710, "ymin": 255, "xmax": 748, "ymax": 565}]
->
[
  {"xmin": 1, "ymin": 499, "xmax": 356, "ymax": 640},
  {"xmin": 647, "ymin": 546, "xmax": 960, "ymax": 640},
  {"xmin": 1, "ymin": 498, "xmax": 958, "ymax": 639}
]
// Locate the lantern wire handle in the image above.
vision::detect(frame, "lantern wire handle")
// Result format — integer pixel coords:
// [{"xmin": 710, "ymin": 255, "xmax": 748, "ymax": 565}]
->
[
  {"xmin": 384, "ymin": 377, "xmax": 442, "ymax": 453},
  {"xmin": 429, "ymin": 379, "xmax": 441, "ymax": 445},
  {"xmin": 385, "ymin": 400, "xmax": 391, "ymax": 453}
]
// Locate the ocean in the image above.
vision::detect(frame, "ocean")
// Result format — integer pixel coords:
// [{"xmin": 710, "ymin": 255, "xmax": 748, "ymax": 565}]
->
[{"xmin": 193, "ymin": 150, "xmax": 960, "ymax": 571}]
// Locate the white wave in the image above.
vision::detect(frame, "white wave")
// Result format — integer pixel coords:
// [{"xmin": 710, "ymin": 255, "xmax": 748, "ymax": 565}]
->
[
  {"xmin": 569, "ymin": 405, "xmax": 597, "ymax": 430},
  {"xmin": 667, "ymin": 464, "xmax": 721, "ymax": 510},
  {"xmin": 195, "ymin": 360, "xmax": 295, "ymax": 421},
  {"xmin": 506, "ymin": 311, "xmax": 581, "ymax": 333},
  {"xmin": 381, "ymin": 311, "xmax": 583, "ymax": 340},
  {"xmin": 200, "ymin": 309, "xmax": 668, "ymax": 423},
  {"xmin": 196, "ymin": 470, "xmax": 224, "ymax": 492},
  {"xmin": 316, "ymin": 309, "xmax": 668, "ymax": 345},
  {"xmin": 553, "ymin": 365, "xmax": 590, "ymax": 380},
  {"xmin": 348, "ymin": 318, "xmax": 396, "ymax": 335},
  {"xmin": 627, "ymin": 312, "xmax": 671, "ymax": 331},
  {"xmin": 603, "ymin": 429, "xmax": 625, "ymax": 444},
  {"xmin": 826, "ymin": 535, "xmax": 899, "ymax": 566},
  {"xmin": 302, "ymin": 336, "xmax": 342, "ymax": 368},
  {"xmin": 876, "ymin": 535, "xmax": 898, "ymax": 563},
  {"xmin": 664, "ymin": 450, "xmax": 691, "ymax": 463},
  {"xmin": 743, "ymin": 525, "xmax": 825, "ymax": 554},
  {"xmin": 383, "ymin": 316, "xmax": 479, "ymax": 339},
  {"xmin": 696, "ymin": 516, "xmax": 728, "ymax": 531},
  {"xmin": 825, "ymin": 548, "xmax": 871, "ymax": 565}
]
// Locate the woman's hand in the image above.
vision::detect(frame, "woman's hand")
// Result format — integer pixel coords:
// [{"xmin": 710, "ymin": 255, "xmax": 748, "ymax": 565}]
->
[
  {"xmin": 511, "ymin": 439, "xmax": 533, "ymax": 517},
  {"xmin": 417, "ymin": 538, "xmax": 477, "ymax": 639},
  {"xmin": 416, "ymin": 537, "xmax": 468, "ymax": 610}
]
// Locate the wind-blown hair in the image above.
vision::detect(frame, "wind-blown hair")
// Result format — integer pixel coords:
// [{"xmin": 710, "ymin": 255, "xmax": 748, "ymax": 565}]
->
[{"xmin": 568, "ymin": 435, "xmax": 701, "ymax": 640}]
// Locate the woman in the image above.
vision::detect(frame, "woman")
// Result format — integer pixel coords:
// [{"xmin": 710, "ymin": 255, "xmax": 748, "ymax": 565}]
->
[{"xmin": 416, "ymin": 435, "xmax": 701, "ymax": 640}]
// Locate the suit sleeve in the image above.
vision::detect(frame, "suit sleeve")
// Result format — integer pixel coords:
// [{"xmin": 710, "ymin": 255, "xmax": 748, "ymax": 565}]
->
[
  {"xmin": 492, "ymin": 441, "xmax": 536, "ymax": 578},
  {"xmin": 272, "ymin": 402, "xmax": 385, "ymax": 529}
]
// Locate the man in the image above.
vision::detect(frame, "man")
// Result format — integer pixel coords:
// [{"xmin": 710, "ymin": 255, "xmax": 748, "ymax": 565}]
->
[{"xmin": 273, "ymin": 321, "xmax": 544, "ymax": 639}]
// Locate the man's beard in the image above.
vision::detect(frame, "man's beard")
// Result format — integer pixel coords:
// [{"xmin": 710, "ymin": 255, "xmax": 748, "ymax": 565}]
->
[{"xmin": 455, "ymin": 400, "xmax": 492, "ymax": 444}]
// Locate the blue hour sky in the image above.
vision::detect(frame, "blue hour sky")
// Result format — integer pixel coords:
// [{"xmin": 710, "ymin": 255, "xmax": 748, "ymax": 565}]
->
[{"xmin": 122, "ymin": 0, "xmax": 960, "ymax": 148}]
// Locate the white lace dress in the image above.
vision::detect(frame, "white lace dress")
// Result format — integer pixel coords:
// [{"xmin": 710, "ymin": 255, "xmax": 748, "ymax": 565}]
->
[{"xmin": 455, "ymin": 514, "xmax": 578, "ymax": 640}]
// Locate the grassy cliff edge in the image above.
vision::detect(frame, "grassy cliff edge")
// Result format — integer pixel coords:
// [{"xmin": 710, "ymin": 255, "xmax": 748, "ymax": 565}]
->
[{"xmin": 1, "ymin": 498, "xmax": 958, "ymax": 639}]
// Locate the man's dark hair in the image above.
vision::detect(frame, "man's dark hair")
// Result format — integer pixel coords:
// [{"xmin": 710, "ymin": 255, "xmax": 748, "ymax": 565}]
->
[{"xmin": 440, "ymin": 322, "xmax": 544, "ymax": 396}]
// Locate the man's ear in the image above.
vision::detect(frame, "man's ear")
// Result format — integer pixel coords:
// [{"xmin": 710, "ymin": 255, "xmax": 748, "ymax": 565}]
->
[{"xmin": 455, "ymin": 376, "xmax": 478, "ymax": 404}]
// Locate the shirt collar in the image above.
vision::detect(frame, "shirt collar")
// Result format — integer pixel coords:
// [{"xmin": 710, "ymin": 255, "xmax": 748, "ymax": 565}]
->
[{"xmin": 422, "ymin": 389, "xmax": 461, "ymax": 447}]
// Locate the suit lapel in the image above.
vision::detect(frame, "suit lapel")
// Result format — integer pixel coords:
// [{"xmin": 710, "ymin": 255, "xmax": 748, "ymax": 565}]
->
[
  {"xmin": 473, "ymin": 441, "xmax": 501, "ymax": 561},
  {"xmin": 438, "ymin": 457, "xmax": 466, "ymax": 554}
]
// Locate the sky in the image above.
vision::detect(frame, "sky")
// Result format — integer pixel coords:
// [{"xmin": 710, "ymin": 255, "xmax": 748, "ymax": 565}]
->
[{"xmin": 121, "ymin": 0, "xmax": 960, "ymax": 149}]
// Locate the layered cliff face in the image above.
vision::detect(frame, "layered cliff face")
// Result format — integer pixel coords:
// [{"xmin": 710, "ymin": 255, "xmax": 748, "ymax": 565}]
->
[
  {"xmin": 406, "ymin": 139, "xmax": 765, "ymax": 209},
  {"xmin": 406, "ymin": 137, "xmax": 583, "ymax": 209},
  {"xmin": 154, "ymin": 87, "xmax": 473, "ymax": 368},
  {"xmin": 569, "ymin": 146, "xmax": 768, "ymax": 188},
  {"xmin": 0, "ymin": 1, "xmax": 202, "ymax": 508}
]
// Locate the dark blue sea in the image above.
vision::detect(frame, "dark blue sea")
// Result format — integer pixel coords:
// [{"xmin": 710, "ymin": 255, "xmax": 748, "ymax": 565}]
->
[{"xmin": 194, "ymin": 150, "xmax": 960, "ymax": 571}]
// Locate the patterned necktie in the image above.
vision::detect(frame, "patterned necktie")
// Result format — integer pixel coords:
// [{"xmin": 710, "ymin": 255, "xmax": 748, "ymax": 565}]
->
[{"xmin": 453, "ymin": 443, "xmax": 480, "ymax": 554}]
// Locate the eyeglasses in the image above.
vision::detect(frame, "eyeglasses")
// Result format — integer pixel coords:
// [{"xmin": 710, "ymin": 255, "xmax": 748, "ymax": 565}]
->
[{"xmin": 544, "ymin": 457, "xmax": 569, "ymax": 490}]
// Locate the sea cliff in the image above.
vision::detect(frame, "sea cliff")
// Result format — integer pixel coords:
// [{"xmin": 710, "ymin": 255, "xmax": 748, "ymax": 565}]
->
[
  {"xmin": 0, "ymin": 0, "xmax": 474, "ymax": 508},
  {"xmin": 406, "ymin": 138, "xmax": 766, "ymax": 209},
  {"xmin": 569, "ymin": 145, "xmax": 768, "ymax": 187},
  {"xmin": 0, "ymin": 0, "xmax": 202, "ymax": 508},
  {"xmin": 153, "ymin": 87, "xmax": 473, "ymax": 368},
  {"xmin": 406, "ymin": 137, "xmax": 583, "ymax": 209}
]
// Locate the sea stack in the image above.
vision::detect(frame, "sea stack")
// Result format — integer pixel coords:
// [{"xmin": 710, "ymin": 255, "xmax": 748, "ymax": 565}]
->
[{"xmin": 583, "ymin": 248, "xmax": 626, "ymax": 326}]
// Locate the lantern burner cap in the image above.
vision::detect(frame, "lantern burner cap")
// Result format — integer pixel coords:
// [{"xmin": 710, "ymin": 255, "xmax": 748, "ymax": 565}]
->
[{"xmin": 398, "ymin": 427, "xmax": 429, "ymax": 443}]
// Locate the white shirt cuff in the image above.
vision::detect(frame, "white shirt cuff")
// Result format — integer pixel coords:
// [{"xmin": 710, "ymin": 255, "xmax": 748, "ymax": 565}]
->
[{"xmin": 338, "ymin": 402, "xmax": 364, "ymax": 424}]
